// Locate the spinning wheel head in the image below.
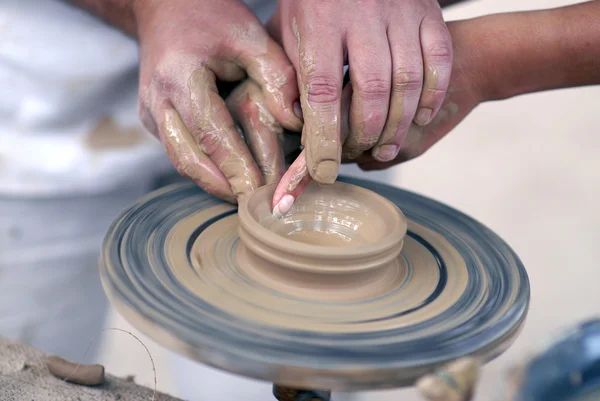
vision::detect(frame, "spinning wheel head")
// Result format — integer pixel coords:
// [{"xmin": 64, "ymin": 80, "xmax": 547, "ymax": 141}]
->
[{"xmin": 100, "ymin": 176, "xmax": 530, "ymax": 392}]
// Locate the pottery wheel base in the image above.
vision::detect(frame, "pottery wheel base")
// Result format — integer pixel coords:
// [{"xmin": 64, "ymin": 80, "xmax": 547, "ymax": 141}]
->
[
  {"xmin": 272, "ymin": 385, "xmax": 330, "ymax": 401},
  {"xmin": 100, "ymin": 176, "xmax": 530, "ymax": 391}
]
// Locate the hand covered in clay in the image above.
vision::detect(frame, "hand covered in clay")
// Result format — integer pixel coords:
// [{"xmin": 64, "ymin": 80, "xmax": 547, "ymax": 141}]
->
[
  {"xmin": 273, "ymin": 0, "xmax": 600, "ymax": 213},
  {"xmin": 271, "ymin": 19, "xmax": 481, "ymax": 216},
  {"xmin": 353, "ymin": 19, "xmax": 480, "ymax": 172},
  {"xmin": 225, "ymin": 79, "xmax": 302, "ymax": 186},
  {"xmin": 271, "ymin": 0, "xmax": 453, "ymax": 186},
  {"xmin": 134, "ymin": 0, "xmax": 303, "ymax": 203}
]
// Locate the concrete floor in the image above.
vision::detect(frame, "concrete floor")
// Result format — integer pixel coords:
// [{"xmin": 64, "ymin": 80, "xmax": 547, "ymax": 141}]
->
[{"xmin": 98, "ymin": 0, "xmax": 600, "ymax": 399}]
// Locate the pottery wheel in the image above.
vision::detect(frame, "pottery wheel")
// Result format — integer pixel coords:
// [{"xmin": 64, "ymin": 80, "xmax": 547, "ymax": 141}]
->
[{"xmin": 100, "ymin": 176, "xmax": 530, "ymax": 391}]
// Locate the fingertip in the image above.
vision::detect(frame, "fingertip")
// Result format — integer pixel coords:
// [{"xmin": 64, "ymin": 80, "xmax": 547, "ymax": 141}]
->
[
  {"xmin": 311, "ymin": 160, "xmax": 338, "ymax": 184},
  {"xmin": 272, "ymin": 194, "xmax": 295, "ymax": 219},
  {"xmin": 372, "ymin": 144, "xmax": 399, "ymax": 162},
  {"xmin": 414, "ymin": 107, "xmax": 433, "ymax": 126}
]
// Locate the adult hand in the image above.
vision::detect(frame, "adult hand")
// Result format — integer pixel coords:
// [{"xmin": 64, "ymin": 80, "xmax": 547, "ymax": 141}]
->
[
  {"xmin": 225, "ymin": 79, "xmax": 302, "ymax": 186},
  {"xmin": 274, "ymin": 0, "xmax": 453, "ymax": 185},
  {"xmin": 272, "ymin": 19, "xmax": 486, "ymax": 216},
  {"xmin": 134, "ymin": 0, "xmax": 303, "ymax": 203}
]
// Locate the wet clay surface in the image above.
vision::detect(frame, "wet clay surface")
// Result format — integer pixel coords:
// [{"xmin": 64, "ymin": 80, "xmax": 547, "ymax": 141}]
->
[{"xmin": 101, "ymin": 177, "xmax": 529, "ymax": 391}]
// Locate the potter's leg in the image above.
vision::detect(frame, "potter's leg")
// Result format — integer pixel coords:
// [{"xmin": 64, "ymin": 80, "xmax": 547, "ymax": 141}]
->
[{"xmin": 0, "ymin": 182, "xmax": 150, "ymax": 363}]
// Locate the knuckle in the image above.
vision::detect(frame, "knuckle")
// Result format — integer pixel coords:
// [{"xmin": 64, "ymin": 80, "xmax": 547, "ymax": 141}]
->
[
  {"xmin": 392, "ymin": 69, "xmax": 423, "ymax": 94},
  {"xmin": 427, "ymin": 40, "xmax": 453, "ymax": 63},
  {"xmin": 425, "ymin": 87, "xmax": 447, "ymax": 99},
  {"xmin": 306, "ymin": 75, "xmax": 341, "ymax": 104},
  {"xmin": 354, "ymin": 76, "xmax": 391, "ymax": 101},
  {"xmin": 195, "ymin": 129, "xmax": 223, "ymax": 155},
  {"xmin": 239, "ymin": 94, "xmax": 257, "ymax": 116}
]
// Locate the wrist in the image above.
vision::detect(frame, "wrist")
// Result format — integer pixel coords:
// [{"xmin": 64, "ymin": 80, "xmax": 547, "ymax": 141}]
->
[
  {"xmin": 459, "ymin": 2, "xmax": 600, "ymax": 102},
  {"xmin": 445, "ymin": 18, "xmax": 492, "ymax": 104}
]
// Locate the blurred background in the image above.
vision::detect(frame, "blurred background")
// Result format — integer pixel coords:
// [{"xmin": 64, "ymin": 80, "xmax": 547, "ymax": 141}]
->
[{"xmin": 2, "ymin": 0, "xmax": 598, "ymax": 400}]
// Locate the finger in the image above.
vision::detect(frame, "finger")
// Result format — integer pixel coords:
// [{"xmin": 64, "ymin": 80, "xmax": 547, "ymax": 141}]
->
[
  {"xmin": 342, "ymin": 24, "xmax": 392, "ymax": 160},
  {"xmin": 234, "ymin": 28, "xmax": 303, "ymax": 132},
  {"xmin": 339, "ymin": 78, "xmax": 354, "ymax": 160},
  {"xmin": 273, "ymin": 81, "xmax": 354, "ymax": 215},
  {"xmin": 159, "ymin": 106, "xmax": 236, "ymax": 203},
  {"xmin": 185, "ymin": 67, "xmax": 264, "ymax": 199},
  {"xmin": 371, "ymin": 24, "xmax": 424, "ymax": 162},
  {"xmin": 413, "ymin": 14, "xmax": 453, "ymax": 126},
  {"xmin": 296, "ymin": 16, "xmax": 344, "ymax": 184},
  {"xmin": 272, "ymin": 149, "xmax": 311, "ymax": 218},
  {"xmin": 227, "ymin": 80, "xmax": 286, "ymax": 186},
  {"xmin": 266, "ymin": 4, "xmax": 283, "ymax": 45}
]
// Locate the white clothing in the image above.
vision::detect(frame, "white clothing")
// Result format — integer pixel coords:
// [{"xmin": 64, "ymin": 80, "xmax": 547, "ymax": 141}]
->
[
  {"xmin": 0, "ymin": 181, "xmax": 151, "ymax": 363},
  {"xmin": 0, "ymin": 0, "xmax": 276, "ymax": 197}
]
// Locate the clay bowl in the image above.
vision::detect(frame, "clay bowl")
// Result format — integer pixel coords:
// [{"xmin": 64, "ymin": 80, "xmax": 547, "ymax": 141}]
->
[{"xmin": 237, "ymin": 181, "xmax": 408, "ymax": 274}]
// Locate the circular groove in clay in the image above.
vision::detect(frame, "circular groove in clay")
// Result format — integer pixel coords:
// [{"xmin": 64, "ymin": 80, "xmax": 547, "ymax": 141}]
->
[
  {"xmin": 238, "ymin": 181, "xmax": 407, "ymax": 274},
  {"xmin": 100, "ymin": 176, "xmax": 530, "ymax": 391}
]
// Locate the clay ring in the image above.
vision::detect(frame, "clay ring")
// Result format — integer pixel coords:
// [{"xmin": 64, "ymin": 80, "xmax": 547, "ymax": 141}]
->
[{"xmin": 100, "ymin": 176, "xmax": 530, "ymax": 391}]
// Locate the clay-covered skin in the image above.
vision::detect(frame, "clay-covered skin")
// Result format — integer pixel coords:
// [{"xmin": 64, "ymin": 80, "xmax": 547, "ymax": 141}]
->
[
  {"xmin": 271, "ymin": 18, "xmax": 483, "ymax": 213},
  {"xmin": 275, "ymin": 2, "xmax": 600, "ymax": 209},
  {"xmin": 239, "ymin": 181, "xmax": 408, "ymax": 275},
  {"xmin": 132, "ymin": 0, "xmax": 303, "ymax": 203},
  {"xmin": 162, "ymin": 107, "xmax": 238, "ymax": 203},
  {"xmin": 271, "ymin": 0, "xmax": 453, "ymax": 184},
  {"xmin": 226, "ymin": 80, "xmax": 286, "ymax": 186},
  {"xmin": 47, "ymin": 355, "xmax": 105, "ymax": 386}
]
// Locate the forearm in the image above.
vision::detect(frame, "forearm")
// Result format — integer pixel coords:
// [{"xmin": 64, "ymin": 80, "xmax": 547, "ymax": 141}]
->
[
  {"xmin": 65, "ymin": 0, "xmax": 138, "ymax": 37},
  {"xmin": 470, "ymin": 0, "xmax": 600, "ymax": 101}
]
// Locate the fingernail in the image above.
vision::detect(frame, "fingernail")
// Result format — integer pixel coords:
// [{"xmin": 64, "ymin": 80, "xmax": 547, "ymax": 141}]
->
[
  {"xmin": 374, "ymin": 144, "xmax": 397, "ymax": 162},
  {"xmin": 414, "ymin": 108, "xmax": 432, "ymax": 126},
  {"xmin": 273, "ymin": 194, "xmax": 295, "ymax": 219},
  {"xmin": 313, "ymin": 160, "xmax": 338, "ymax": 184},
  {"xmin": 293, "ymin": 101, "xmax": 303, "ymax": 120}
]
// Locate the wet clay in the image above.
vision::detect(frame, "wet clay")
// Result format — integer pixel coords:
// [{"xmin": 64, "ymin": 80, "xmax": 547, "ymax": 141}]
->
[
  {"xmin": 414, "ymin": 64, "xmax": 439, "ymax": 126},
  {"xmin": 100, "ymin": 178, "xmax": 529, "ymax": 391},
  {"xmin": 162, "ymin": 108, "xmax": 236, "ymax": 203},
  {"xmin": 238, "ymin": 180, "xmax": 407, "ymax": 281},
  {"xmin": 47, "ymin": 355, "xmax": 105, "ymax": 386},
  {"xmin": 187, "ymin": 67, "xmax": 263, "ymax": 197},
  {"xmin": 295, "ymin": 19, "xmax": 341, "ymax": 186},
  {"xmin": 371, "ymin": 67, "xmax": 411, "ymax": 161},
  {"xmin": 226, "ymin": 80, "xmax": 285, "ymax": 185}
]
